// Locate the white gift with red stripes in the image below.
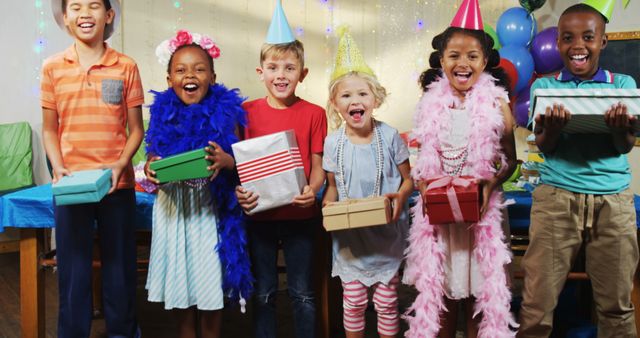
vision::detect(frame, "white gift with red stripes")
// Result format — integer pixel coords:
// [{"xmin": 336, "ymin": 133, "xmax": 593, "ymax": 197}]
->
[
  {"xmin": 232, "ymin": 130, "xmax": 307, "ymax": 214},
  {"xmin": 532, "ymin": 88, "xmax": 640, "ymax": 133}
]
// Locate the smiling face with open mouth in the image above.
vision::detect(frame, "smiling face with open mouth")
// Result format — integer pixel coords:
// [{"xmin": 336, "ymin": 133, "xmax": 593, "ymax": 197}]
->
[
  {"xmin": 440, "ymin": 32, "xmax": 487, "ymax": 99},
  {"xmin": 332, "ymin": 75, "xmax": 378, "ymax": 133},
  {"xmin": 167, "ymin": 45, "xmax": 216, "ymax": 106},
  {"xmin": 63, "ymin": 0, "xmax": 114, "ymax": 43},
  {"xmin": 557, "ymin": 11, "xmax": 607, "ymax": 80}
]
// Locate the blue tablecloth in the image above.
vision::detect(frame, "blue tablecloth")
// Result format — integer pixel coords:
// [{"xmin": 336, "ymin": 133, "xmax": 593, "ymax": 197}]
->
[
  {"xmin": 504, "ymin": 190, "xmax": 640, "ymax": 231},
  {"xmin": 0, "ymin": 184, "xmax": 155, "ymax": 233},
  {"xmin": 1, "ymin": 185, "xmax": 639, "ymax": 233}
]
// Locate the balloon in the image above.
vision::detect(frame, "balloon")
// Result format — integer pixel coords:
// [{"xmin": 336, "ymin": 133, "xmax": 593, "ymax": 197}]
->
[
  {"xmin": 514, "ymin": 87, "xmax": 531, "ymax": 127},
  {"xmin": 496, "ymin": 7, "xmax": 538, "ymax": 47},
  {"xmin": 519, "ymin": 0, "xmax": 547, "ymax": 13},
  {"xmin": 484, "ymin": 25, "xmax": 502, "ymax": 50},
  {"xmin": 498, "ymin": 58, "xmax": 518, "ymax": 94},
  {"xmin": 530, "ymin": 26, "xmax": 563, "ymax": 74},
  {"xmin": 500, "ymin": 45, "xmax": 535, "ymax": 93}
]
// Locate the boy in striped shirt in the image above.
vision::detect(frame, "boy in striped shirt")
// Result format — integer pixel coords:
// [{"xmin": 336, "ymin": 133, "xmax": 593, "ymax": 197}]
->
[{"xmin": 41, "ymin": 0, "xmax": 143, "ymax": 336}]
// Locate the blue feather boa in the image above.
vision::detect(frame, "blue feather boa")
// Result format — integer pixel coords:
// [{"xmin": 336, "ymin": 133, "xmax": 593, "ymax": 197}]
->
[{"xmin": 146, "ymin": 84, "xmax": 253, "ymax": 305}]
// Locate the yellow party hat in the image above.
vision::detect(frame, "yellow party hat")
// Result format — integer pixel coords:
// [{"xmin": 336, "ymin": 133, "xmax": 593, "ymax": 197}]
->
[{"xmin": 330, "ymin": 26, "xmax": 375, "ymax": 82}]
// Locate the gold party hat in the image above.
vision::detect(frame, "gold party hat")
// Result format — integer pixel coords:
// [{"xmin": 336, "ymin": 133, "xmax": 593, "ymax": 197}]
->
[{"xmin": 330, "ymin": 26, "xmax": 375, "ymax": 81}]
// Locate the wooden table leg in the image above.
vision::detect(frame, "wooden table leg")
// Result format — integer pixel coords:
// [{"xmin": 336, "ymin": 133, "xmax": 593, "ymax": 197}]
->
[{"xmin": 20, "ymin": 229, "xmax": 45, "ymax": 338}]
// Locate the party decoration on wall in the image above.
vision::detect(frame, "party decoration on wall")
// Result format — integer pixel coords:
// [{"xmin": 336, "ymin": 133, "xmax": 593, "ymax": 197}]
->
[
  {"xmin": 514, "ymin": 87, "xmax": 531, "ymax": 127},
  {"xmin": 266, "ymin": 0, "xmax": 296, "ymax": 44},
  {"xmin": 32, "ymin": 0, "xmax": 47, "ymax": 96},
  {"xmin": 499, "ymin": 58, "xmax": 518, "ymax": 94},
  {"xmin": 499, "ymin": 44, "xmax": 535, "ymax": 93},
  {"xmin": 450, "ymin": 0, "xmax": 483, "ymax": 30},
  {"xmin": 582, "ymin": 0, "xmax": 630, "ymax": 23},
  {"xmin": 496, "ymin": 7, "xmax": 537, "ymax": 47},
  {"xmin": 530, "ymin": 26, "xmax": 562, "ymax": 74},
  {"xmin": 519, "ymin": 0, "xmax": 547, "ymax": 13}
]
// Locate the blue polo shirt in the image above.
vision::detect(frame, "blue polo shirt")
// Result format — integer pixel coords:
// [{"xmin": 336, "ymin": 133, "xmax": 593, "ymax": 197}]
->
[{"xmin": 529, "ymin": 68, "xmax": 637, "ymax": 194}]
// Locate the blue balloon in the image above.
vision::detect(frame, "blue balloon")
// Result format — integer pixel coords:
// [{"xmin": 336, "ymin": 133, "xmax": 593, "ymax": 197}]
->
[
  {"xmin": 500, "ymin": 45, "xmax": 535, "ymax": 93},
  {"xmin": 496, "ymin": 7, "xmax": 538, "ymax": 47}
]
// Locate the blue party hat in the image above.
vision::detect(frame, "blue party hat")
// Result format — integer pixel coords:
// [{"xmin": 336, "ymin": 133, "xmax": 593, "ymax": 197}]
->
[{"xmin": 265, "ymin": 0, "xmax": 296, "ymax": 44}]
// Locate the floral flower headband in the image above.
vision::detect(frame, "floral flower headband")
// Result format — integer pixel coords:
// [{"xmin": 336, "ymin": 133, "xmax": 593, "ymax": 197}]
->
[{"xmin": 155, "ymin": 30, "xmax": 221, "ymax": 66}]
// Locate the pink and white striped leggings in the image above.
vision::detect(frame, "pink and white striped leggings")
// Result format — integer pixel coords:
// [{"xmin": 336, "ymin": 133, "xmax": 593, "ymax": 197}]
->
[{"xmin": 342, "ymin": 276, "xmax": 400, "ymax": 336}]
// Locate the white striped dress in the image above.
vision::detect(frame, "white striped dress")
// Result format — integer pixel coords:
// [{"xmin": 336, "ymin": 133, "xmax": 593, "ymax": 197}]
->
[{"xmin": 146, "ymin": 181, "xmax": 224, "ymax": 310}]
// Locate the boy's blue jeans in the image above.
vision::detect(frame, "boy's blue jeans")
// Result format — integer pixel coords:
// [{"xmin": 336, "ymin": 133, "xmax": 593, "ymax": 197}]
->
[
  {"xmin": 248, "ymin": 218, "xmax": 318, "ymax": 338},
  {"xmin": 55, "ymin": 189, "xmax": 139, "ymax": 338}
]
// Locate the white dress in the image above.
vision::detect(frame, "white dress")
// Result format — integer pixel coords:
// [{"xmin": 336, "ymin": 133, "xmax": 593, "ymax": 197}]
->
[
  {"xmin": 437, "ymin": 107, "xmax": 483, "ymax": 300},
  {"xmin": 146, "ymin": 181, "xmax": 224, "ymax": 310}
]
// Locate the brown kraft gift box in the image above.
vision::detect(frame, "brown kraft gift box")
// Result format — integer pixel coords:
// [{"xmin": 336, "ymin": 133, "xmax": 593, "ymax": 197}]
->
[{"xmin": 322, "ymin": 196, "xmax": 391, "ymax": 231}]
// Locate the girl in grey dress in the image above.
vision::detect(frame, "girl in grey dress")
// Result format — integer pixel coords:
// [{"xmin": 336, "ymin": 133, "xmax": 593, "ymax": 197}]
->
[{"xmin": 323, "ymin": 69, "xmax": 413, "ymax": 338}]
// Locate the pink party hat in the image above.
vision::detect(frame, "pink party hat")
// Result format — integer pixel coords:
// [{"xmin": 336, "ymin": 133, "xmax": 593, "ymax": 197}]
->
[{"xmin": 450, "ymin": 0, "xmax": 484, "ymax": 30}]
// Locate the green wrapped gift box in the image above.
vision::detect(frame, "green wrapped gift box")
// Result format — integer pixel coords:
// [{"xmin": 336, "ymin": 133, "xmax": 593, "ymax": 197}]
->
[
  {"xmin": 52, "ymin": 169, "xmax": 112, "ymax": 205},
  {"xmin": 149, "ymin": 148, "xmax": 212, "ymax": 183}
]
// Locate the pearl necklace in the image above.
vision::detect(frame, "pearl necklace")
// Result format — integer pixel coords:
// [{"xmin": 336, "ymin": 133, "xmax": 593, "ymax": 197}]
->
[
  {"xmin": 438, "ymin": 146, "xmax": 468, "ymax": 176},
  {"xmin": 336, "ymin": 120, "xmax": 384, "ymax": 200}
]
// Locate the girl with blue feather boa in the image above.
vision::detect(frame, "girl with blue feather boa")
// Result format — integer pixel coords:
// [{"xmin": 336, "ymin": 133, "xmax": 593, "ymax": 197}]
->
[{"xmin": 144, "ymin": 30, "xmax": 253, "ymax": 338}]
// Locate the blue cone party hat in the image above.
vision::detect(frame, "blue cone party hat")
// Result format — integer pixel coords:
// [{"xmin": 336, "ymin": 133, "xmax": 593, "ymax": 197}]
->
[{"xmin": 265, "ymin": 0, "xmax": 296, "ymax": 44}]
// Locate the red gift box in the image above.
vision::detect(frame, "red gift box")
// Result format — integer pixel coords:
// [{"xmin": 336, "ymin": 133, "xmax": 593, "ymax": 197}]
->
[{"xmin": 424, "ymin": 176, "xmax": 481, "ymax": 224}]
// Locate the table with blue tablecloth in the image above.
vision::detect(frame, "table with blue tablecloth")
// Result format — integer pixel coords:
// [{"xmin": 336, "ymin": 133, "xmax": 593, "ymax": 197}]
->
[
  {"xmin": 0, "ymin": 184, "xmax": 156, "ymax": 338},
  {"xmin": 0, "ymin": 184, "xmax": 155, "ymax": 233}
]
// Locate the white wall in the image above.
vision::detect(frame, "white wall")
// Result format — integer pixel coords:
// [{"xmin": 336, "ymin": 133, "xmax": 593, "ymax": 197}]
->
[{"xmin": 0, "ymin": 0, "xmax": 638, "ymax": 192}]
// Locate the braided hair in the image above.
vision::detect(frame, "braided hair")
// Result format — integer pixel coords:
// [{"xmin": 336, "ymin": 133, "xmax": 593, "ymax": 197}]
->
[{"xmin": 419, "ymin": 27, "xmax": 511, "ymax": 95}]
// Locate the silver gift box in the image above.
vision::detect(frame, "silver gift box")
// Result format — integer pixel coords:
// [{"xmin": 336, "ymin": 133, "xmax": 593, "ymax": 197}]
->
[{"xmin": 232, "ymin": 130, "xmax": 307, "ymax": 214}]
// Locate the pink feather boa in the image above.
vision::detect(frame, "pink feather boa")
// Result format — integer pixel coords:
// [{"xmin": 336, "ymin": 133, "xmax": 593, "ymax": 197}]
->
[{"xmin": 403, "ymin": 73, "xmax": 518, "ymax": 337}]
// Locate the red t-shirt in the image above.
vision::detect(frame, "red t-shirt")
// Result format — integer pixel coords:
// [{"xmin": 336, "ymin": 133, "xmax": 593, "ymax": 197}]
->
[{"xmin": 242, "ymin": 97, "xmax": 327, "ymax": 220}]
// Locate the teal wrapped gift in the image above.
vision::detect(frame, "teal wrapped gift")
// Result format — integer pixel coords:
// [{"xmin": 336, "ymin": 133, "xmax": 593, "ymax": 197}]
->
[{"xmin": 52, "ymin": 169, "xmax": 112, "ymax": 205}]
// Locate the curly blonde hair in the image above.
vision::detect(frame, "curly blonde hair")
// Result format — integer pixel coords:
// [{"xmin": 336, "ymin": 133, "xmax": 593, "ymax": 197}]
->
[{"xmin": 326, "ymin": 72, "xmax": 388, "ymax": 130}]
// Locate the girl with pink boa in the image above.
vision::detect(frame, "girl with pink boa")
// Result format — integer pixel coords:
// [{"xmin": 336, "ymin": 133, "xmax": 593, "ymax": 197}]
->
[{"xmin": 403, "ymin": 23, "xmax": 518, "ymax": 338}]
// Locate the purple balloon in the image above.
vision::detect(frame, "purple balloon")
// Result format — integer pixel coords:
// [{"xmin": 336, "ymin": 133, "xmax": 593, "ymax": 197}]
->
[
  {"xmin": 515, "ymin": 87, "xmax": 531, "ymax": 127},
  {"xmin": 531, "ymin": 26, "xmax": 563, "ymax": 74}
]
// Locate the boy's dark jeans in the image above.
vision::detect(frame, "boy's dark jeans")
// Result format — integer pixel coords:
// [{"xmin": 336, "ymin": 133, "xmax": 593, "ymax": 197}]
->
[
  {"xmin": 249, "ymin": 218, "xmax": 318, "ymax": 338},
  {"xmin": 55, "ymin": 189, "xmax": 139, "ymax": 338}
]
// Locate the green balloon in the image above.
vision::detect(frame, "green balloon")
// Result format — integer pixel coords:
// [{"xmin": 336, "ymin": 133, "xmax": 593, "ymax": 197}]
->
[
  {"xmin": 484, "ymin": 25, "xmax": 501, "ymax": 50},
  {"xmin": 519, "ymin": 0, "xmax": 547, "ymax": 13}
]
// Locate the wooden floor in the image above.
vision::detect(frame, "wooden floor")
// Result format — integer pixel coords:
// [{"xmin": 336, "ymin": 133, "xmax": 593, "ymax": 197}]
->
[{"xmin": 0, "ymin": 251, "xmax": 417, "ymax": 338}]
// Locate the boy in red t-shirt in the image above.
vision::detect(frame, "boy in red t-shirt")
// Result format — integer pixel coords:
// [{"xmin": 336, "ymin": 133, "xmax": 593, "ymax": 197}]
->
[{"xmin": 236, "ymin": 38, "xmax": 327, "ymax": 338}]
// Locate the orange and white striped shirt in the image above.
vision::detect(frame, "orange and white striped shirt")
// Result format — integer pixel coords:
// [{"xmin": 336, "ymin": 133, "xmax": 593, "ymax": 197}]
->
[{"xmin": 41, "ymin": 44, "xmax": 144, "ymax": 189}]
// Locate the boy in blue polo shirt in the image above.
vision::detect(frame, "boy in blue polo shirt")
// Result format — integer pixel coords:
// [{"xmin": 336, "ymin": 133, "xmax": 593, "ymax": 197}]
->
[{"xmin": 518, "ymin": 3, "xmax": 639, "ymax": 338}]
